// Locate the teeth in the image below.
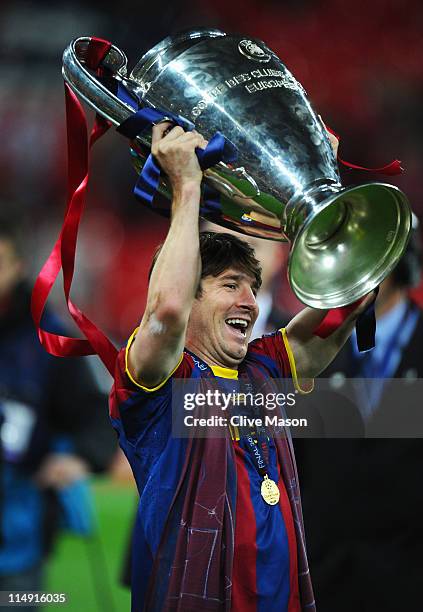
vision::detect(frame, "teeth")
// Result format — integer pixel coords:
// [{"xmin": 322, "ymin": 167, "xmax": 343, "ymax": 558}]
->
[{"xmin": 226, "ymin": 318, "xmax": 248, "ymax": 328}]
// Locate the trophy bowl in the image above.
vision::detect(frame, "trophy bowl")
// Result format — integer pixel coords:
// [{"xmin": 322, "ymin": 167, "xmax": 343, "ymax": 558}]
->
[{"xmin": 62, "ymin": 29, "xmax": 411, "ymax": 308}]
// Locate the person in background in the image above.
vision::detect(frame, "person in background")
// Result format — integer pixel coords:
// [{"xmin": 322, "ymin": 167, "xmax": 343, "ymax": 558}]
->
[
  {"xmin": 294, "ymin": 214, "xmax": 423, "ymax": 611},
  {"xmin": 0, "ymin": 214, "xmax": 117, "ymax": 609}
]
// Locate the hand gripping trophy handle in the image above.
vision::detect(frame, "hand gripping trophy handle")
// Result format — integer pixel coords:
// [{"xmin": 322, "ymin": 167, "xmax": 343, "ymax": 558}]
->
[
  {"xmin": 62, "ymin": 31, "xmax": 412, "ymax": 309},
  {"xmin": 62, "ymin": 38, "xmax": 260, "ymax": 197}
]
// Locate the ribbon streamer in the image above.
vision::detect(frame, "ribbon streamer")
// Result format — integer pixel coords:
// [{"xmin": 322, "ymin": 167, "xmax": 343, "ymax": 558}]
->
[
  {"xmin": 32, "ymin": 37, "xmax": 382, "ymax": 377},
  {"xmin": 31, "ymin": 38, "xmax": 118, "ymax": 375},
  {"xmin": 324, "ymin": 122, "xmax": 403, "ymax": 176},
  {"xmin": 117, "ymin": 105, "xmax": 238, "ymax": 207},
  {"xmin": 313, "ymin": 289, "xmax": 379, "ymax": 351}
]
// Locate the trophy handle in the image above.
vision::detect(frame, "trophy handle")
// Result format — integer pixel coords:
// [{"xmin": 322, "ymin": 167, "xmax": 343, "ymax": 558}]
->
[
  {"xmin": 63, "ymin": 37, "xmax": 262, "ymax": 200},
  {"xmin": 62, "ymin": 38, "xmax": 142, "ymax": 129}
]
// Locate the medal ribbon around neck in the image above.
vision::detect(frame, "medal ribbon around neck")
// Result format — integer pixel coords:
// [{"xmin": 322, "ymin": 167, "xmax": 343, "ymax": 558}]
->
[{"xmin": 242, "ymin": 428, "xmax": 280, "ymax": 506}]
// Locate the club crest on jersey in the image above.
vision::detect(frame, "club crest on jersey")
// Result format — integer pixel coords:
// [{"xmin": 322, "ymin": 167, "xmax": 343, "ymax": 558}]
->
[{"xmin": 190, "ymin": 355, "xmax": 208, "ymax": 371}]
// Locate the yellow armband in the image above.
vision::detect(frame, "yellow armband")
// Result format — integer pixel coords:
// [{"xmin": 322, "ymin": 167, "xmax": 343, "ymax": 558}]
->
[
  {"xmin": 280, "ymin": 328, "xmax": 314, "ymax": 394},
  {"xmin": 125, "ymin": 327, "xmax": 183, "ymax": 392}
]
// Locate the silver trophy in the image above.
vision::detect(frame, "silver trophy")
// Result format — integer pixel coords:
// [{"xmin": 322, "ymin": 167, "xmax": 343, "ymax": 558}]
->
[{"xmin": 62, "ymin": 29, "xmax": 411, "ymax": 308}]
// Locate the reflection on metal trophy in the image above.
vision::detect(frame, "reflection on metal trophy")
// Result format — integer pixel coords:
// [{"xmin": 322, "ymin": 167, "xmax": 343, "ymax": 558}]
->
[{"xmin": 62, "ymin": 29, "xmax": 411, "ymax": 308}]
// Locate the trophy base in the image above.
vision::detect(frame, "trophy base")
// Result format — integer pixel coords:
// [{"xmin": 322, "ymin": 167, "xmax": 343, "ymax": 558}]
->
[{"xmin": 288, "ymin": 182, "xmax": 412, "ymax": 308}]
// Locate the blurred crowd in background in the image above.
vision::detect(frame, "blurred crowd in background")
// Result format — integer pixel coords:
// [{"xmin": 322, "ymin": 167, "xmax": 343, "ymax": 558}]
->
[{"xmin": 1, "ymin": 0, "xmax": 423, "ymax": 609}]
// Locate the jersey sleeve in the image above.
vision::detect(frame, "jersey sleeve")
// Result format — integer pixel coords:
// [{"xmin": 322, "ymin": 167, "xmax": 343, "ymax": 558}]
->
[
  {"xmin": 109, "ymin": 328, "xmax": 193, "ymax": 419},
  {"xmin": 249, "ymin": 328, "xmax": 313, "ymax": 394}
]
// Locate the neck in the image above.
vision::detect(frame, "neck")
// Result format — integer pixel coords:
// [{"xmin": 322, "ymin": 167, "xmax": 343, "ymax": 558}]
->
[{"xmin": 185, "ymin": 339, "xmax": 239, "ymax": 370}]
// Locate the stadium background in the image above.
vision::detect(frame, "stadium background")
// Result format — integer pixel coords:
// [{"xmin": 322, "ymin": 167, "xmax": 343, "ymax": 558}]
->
[{"xmin": 1, "ymin": 0, "xmax": 423, "ymax": 609}]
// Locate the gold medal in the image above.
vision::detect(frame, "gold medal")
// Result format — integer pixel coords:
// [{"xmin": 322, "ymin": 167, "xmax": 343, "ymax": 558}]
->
[{"xmin": 261, "ymin": 474, "xmax": 280, "ymax": 505}]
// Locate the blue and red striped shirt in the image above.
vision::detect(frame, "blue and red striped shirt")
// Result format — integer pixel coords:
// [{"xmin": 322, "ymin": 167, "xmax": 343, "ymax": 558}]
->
[{"xmin": 110, "ymin": 330, "xmax": 302, "ymax": 611}]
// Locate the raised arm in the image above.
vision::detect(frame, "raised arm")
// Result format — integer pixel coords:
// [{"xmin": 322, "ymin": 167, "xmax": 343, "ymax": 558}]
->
[
  {"xmin": 283, "ymin": 125, "xmax": 374, "ymax": 381},
  {"xmin": 127, "ymin": 123, "xmax": 207, "ymax": 388},
  {"xmin": 285, "ymin": 292, "xmax": 376, "ymax": 382}
]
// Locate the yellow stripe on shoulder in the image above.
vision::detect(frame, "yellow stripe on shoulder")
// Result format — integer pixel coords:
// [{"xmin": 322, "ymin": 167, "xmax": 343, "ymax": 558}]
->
[
  {"xmin": 125, "ymin": 327, "xmax": 183, "ymax": 392},
  {"xmin": 210, "ymin": 365, "xmax": 238, "ymax": 379},
  {"xmin": 280, "ymin": 328, "xmax": 314, "ymax": 395}
]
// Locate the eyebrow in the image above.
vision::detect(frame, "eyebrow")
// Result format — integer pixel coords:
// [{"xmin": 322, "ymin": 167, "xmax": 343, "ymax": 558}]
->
[
  {"xmin": 220, "ymin": 273, "xmax": 244, "ymax": 282},
  {"xmin": 219, "ymin": 272, "xmax": 259, "ymax": 293}
]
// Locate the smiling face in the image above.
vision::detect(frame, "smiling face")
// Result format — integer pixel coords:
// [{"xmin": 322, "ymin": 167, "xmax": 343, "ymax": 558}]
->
[{"xmin": 185, "ymin": 268, "xmax": 260, "ymax": 368}]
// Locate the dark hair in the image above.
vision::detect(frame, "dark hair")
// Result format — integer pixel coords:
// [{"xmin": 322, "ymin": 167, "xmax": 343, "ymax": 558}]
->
[{"xmin": 149, "ymin": 231, "xmax": 262, "ymax": 296}]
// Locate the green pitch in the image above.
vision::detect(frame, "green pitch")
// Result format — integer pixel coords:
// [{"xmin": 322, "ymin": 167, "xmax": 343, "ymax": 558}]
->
[{"xmin": 45, "ymin": 478, "xmax": 135, "ymax": 611}]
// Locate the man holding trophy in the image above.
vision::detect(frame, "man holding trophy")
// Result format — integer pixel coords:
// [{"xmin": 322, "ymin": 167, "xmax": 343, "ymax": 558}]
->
[
  {"xmin": 109, "ymin": 121, "xmax": 375, "ymax": 611},
  {"xmin": 31, "ymin": 28, "xmax": 412, "ymax": 611}
]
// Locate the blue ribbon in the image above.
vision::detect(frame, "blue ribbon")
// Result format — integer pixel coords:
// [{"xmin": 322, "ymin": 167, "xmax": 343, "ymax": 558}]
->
[
  {"xmin": 117, "ymin": 105, "xmax": 194, "ymax": 138},
  {"xmin": 114, "ymin": 82, "xmax": 140, "ymax": 112},
  {"xmin": 115, "ymin": 82, "xmax": 377, "ymax": 350},
  {"xmin": 356, "ymin": 286, "xmax": 379, "ymax": 352},
  {"xmin": 133, "ymin": 153, "xmax": 162, "ymax": 204},
  {"xmin": 115, "ymin": 82, "xmax": 237, "ymax": 208},
  {"xmin": 196, "ymin": 132, "xmax": 238, "ymax": 169}
]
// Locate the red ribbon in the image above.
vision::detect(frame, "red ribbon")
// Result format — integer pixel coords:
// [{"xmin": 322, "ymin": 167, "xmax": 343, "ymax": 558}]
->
[
  {"xmin": 313, "ymin": 299, "xmax": 365, "ymax": 338},
  {"xmin": 324, "ymin": 123, "xmax": 403, "ymax": 176},
  {"xmin": 31, "ymin": 38, "xmax": 118, "ymax": 376},
  {"xmin": 338, "ymin": 157, "xmax": 403, "ymax": 176},
  {"xmin": 32, "ymin": 38, "xmax": 390, "ymax": 372}
]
